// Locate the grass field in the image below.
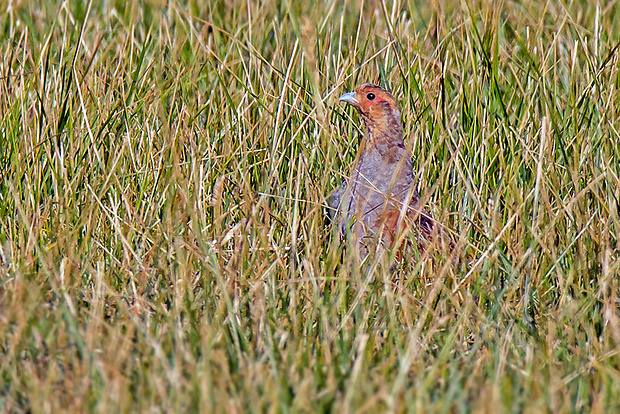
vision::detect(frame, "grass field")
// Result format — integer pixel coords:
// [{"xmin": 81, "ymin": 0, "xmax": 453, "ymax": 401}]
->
[{"xmin": 1, "ymin": 0, "xmax": 620, "ymax": 412}]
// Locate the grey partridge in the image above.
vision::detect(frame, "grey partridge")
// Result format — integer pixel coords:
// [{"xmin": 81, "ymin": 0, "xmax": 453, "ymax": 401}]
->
[{"xmin": 328, "ymin": 83, "xmax": 438, "ymax": 257}]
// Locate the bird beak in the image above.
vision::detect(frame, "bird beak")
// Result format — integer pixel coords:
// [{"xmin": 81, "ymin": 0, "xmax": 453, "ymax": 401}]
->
[{"xmin": 338, "ymin": 91, "xmax": 359, "ymax": 105}]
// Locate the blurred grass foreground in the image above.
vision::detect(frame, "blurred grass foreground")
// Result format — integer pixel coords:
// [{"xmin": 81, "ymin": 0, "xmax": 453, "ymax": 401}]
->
[{"xmin": 1, "ymin": 0, "xmax": 620, "ymax": 412}]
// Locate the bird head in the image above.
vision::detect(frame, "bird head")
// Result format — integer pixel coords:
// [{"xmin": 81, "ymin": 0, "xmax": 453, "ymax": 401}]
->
[{"xmin": 339, "ymin": 84, "xmax": 403, "ymax": 142}]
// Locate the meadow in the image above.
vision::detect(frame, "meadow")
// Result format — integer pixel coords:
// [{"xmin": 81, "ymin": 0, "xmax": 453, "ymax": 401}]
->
[{"xmin": 1, "ymin": 0, "xmax": 620, "ymax": 411}]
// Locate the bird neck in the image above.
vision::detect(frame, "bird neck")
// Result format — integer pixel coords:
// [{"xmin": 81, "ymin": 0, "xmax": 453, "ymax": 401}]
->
[{"xmin": 361, "ymin": 113, "xmax": 407, "ymax": 161}]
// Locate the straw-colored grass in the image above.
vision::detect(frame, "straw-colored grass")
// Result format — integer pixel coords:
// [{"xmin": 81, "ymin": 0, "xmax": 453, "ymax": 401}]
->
[{"xmin": 1, "ymin": 0, "xmax": 619, "ymax": 411}]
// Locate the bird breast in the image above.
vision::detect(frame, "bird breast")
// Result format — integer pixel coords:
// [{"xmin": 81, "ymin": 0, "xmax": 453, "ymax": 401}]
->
[{"xmin": 340, "ymin": 147, "xmax": 416, "ymax": 231}]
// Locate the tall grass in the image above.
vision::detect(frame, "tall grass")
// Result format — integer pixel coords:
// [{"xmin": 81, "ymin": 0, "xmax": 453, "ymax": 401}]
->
[{"xmin": 1, "ymin": 0, "xmax": 619, "ymax": 411}]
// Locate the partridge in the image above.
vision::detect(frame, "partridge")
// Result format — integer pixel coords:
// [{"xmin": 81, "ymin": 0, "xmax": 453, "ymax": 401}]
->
[{"xmin": 328, "ymin": 83, "xmax": 438, "ymax": 256}]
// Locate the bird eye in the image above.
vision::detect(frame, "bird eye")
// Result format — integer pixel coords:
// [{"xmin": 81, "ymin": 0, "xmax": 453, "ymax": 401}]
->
[{"xmin": 367, "ymin": 93, "xmax": 375, "ymax": 100}]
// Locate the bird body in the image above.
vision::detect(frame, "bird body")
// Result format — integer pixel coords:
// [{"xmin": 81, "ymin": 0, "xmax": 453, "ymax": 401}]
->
[{"xmin": 329, "ymin": 84, "xmax": 436, "ymax": 255}]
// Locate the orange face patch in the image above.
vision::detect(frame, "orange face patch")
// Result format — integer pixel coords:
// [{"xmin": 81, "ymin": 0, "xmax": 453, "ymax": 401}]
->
[{"xmin": 352, "ymin": 85, "xmax": 396, "ymax": 115}]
